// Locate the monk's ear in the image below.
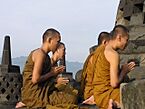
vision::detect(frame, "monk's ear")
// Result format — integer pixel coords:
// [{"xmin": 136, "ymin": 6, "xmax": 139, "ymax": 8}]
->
[
  {"xmin": 116, "ymin": 34, "xmax": 122, "ymax": 41},
  {"xmin": 102, "ymin": 40, "xmax": 105, "ymax": 45},
  {"xmin": 46, "ymin": 37, "xmax": 52, "ymax": 43},
  {"xmin": 102, "ymin": 40, "xmax": 108, "ymax": 45}
]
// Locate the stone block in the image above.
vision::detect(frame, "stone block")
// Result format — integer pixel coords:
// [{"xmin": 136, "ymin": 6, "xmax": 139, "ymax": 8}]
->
[
  {"xmin": 128, "ymin": 25, "xmax": 145, "ymax": 40},
  {"xmin": 79, "ymin": 104, "xmax": 99, "ymax": 109},
  {"xmin": 129, "ymin": 12, "xmax": 144, "ymax": 25},
  {"xmin": 75, "ymin": 69, "xmax": 82, "ymax": 83},
  {"xmin": 143, "ymin": 3, "xmax": 145, "ymax": 12},
  {"xmin": 133, "ymin": 5, "xmax": 143, "ymax": 13},
  {"xmin": 128, "ymin": 66, "xmax": 145, "ymax": 80},
  {"xmin": 120, "ymin": 79, "xmax": 145, "ymax": 109},
  {"xmin": 0, "ymin": 104, "xmax": 16, "ymax": 109},
  {"xmin": 133, "ymin": 0, "xmax": 144, "ymax": 4},
  {"xmin": 120, "ymin": 53, "xmax": 145, "ymax": 66},
  {"xmin": 118, "ymin": 40, "xmax": 145, "ymax": 54},
  {"xmin": 119, "ymin": 0, "xmax": 126, "ymax": 10},
  {"xmin": 123, "ymin": 2, "xmax": 134, "ymax": 18},
  {"xmin": 116, "ymin": 10, "xmax": 129, "ymax": 26}
]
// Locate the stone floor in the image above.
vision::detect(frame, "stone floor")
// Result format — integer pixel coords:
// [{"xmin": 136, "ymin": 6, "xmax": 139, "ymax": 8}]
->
[
  {"xmin": 79, "ymin": 104, "xmax": 99, "ymax": 109},
  {"xmin": 15, "ymin": 104, "xmax": 99, "ymax": 109}
]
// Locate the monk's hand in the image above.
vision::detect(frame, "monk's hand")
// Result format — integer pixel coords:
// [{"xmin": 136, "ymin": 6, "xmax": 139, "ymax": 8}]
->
[
  {"xmin": 56, "ymin": 77, "xmax": 69, "ymax": 85},
  {"xmin": 51, "ymin": 66, "xmax": 65, "ymax": 76},
  {"xmin": 121, "ymin": 62, "xmax": 135, "ymax": 74},
  {"xmin": 127, "ymin": 61, "xmax": 136, "ymax": 71},
  {"xmin": 82, "ymin": 95, "xmax": 95, "ymax": 104}
]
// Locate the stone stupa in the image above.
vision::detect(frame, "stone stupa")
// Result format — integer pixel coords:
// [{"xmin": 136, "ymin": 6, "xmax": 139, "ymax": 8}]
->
[
  {"xmin": 116, "ymin": 0, "xmax": 145, "ymax": 108},
  {"xmin": 0, "ymin": 36, "xmax": 22, "ymax": 109}
]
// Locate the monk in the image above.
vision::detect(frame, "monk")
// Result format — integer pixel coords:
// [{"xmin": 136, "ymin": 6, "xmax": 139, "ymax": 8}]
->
[
  {"xmin": 51, "ymin": 42, "xmax": 70, "ymax": 87},
  {"xmin": 89, "ymin": 32, "xmax": 110, "ymax": 54},
  {"xmin": 46, "ymin": 42, "xmax": 79, "ymax": 109},
  {"xmin": 81, "ymin": 32, "xmax": 110, "ymax": 103},
  {"xmin": 92, "ymin": 25, "xmax": 135, "ymax": 109},
  {"xmin": 16, "ymin": 28, "xmax": 68, "ymax": 109},
  {"xmin": 51, "ymin": 42, "xmax": 66, "ymax": 66}
]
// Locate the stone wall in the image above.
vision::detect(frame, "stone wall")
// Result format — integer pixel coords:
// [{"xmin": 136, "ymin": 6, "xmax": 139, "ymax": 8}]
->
[
  {"xmin": 116, "ymin": 0, "xmax": 145, "ymax": 79},
  {"xmin": 116, "ymin": 0, "xmax": 145, "ymax": 108},
  {"xmin": 120, "ymin": 80, "xmax": 145, "ymax": 109}
]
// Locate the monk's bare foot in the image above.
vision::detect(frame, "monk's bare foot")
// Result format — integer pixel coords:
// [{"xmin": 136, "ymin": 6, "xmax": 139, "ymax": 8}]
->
[
  {"xmin": 82, "ymin": 95, "xmax": 96, "ymax": 104},
  {"xmin": 15, "ymin": 102, "xmax": 26, "ymax": 108},
  {"xmin": 108, "ymin": 99, "xmax": 114, "ymax": 109}
]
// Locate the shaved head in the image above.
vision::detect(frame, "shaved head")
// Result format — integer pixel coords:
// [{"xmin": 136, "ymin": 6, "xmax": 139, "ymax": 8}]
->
[
  {"xmin": 42, "ymin": 28, "xmax": 60, "ymax": 43},
  {"xmin": 110, "ymin": 25, "xmax": 129, "ymax": 40}
]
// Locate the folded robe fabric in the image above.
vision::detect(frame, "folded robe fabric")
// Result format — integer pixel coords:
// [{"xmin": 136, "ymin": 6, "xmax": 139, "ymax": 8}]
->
[{"xmin": 92, "ymin": 45, "xmax": 120, "ymax": 109}]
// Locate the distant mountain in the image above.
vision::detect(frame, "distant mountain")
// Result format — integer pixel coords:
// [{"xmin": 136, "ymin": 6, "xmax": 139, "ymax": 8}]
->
[
  {"xmin": 66, "ymin": 61, "xmax": 83, "ymax": 78},
  {"xmin": 0, "ymin": 56, "xmax": 83, "ymax": 78}
]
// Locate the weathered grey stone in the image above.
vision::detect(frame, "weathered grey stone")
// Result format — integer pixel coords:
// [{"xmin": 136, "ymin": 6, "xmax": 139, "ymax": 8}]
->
[
  {"xmin": 118, "ymin": 0, "xmax": 126, "ymax": 10},
  {"xmin": 0, "ymin": 36, "xmax": 22, "ymax": 108},
  {"xmin": 116, "ymin": 0, "xmax": 145, "ymax": 108},
  {"xmin": 75, "ymin": 69, "xmax": 82, "ymax": 83},
  {"xmin": 123, "ymin": 2, "xmax": 134, "ymax": 18},
  {"xmin": 116, "ymin": 0, "xmax": 145, "ymax": 26},
  {"xmin": 143, "ymin": 2, "xmax": 145, "ymax": 12},
  {"xmin": 120, "ymin": 53, "xmax": 145, "ymax": 66},
  {"xmin": 1, "ymin": 36, "xmax": 12, "ymax": 65},
  {"xmin": 120, "ymin": 79, "xmax": 145, "ymax": 109},
  {"xmin": 79, "ymin": 104, "xmax": 99, "ymax": 109},
  {"xmin": 116, "ymin": 10, "xmax": 130, "ymax": 25},
  {"xmin": 127, "ymin": 66, "xmax": 145, "ymax": 80},
  {"xmin": 130, "ymin": 12, "xmax": 144, "ymax": 25},
  {"xmin": 0, "ymin": 104, "xmax": 16, "ymax": 109},
  {"xmin": 128, "ymin": 25, "xmax": 145, "ymax": 40},
  {"xmin": 134, "ymin": 0, "xmax": 144, "ymax": 4},
  {"xmin": 118, "ymin": 40, "xmax": 145, "ymax": 54},
  {"xmin": 133, "ymin": 5, "xmax": 143, "ymax": 13}
]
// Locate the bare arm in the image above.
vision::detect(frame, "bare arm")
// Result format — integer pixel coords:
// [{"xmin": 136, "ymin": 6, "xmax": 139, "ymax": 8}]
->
[
  {"xmin": 105, "ymin": 50, "xmax": 120, "ymax": 88},
  {"xmin": 31, "ymin": 49, "xmax": 65, "ymax": 84},
  {"xmin": 105, "ymin": 50, "xmax": 135, "ymax": 88}
]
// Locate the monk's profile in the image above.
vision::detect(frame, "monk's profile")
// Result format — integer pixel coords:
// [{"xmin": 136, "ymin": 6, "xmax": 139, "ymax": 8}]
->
[
  {"xmin": 92, "ymin": 25, "xmax": 135, "ymax": 109},
  {"xmin": 81, "ymin": 32, "xmax": 110, "ymax": 103}
]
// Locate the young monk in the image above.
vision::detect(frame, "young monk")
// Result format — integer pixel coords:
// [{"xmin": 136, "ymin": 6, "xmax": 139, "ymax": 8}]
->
[
  {"xmin": 92, "ymin": 25, "xmax": 135, "ymax": 109},
  {"xmin": 51, "ymin": 42, "xmax": 69, "ymax": 86},
  {"xmin": 81, "ymin": 32, "xmax": 110, "ymax": 104},
  {"xmin": 46, "ymin": 42, "xmax": 79, "ymax": 109},
  {"xmin": 16, "ymin": 28, "xmax": 67, "ymax": 108},
  {"xmin": 89, "ymin": 32, "xmax": 110, "ymax": 54}
]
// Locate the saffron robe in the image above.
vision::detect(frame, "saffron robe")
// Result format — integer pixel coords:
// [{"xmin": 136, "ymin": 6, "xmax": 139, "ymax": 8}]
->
[
  {"xmin": 81, "ymin": 50, "xmax": 97, "ymax": 100},
  {"xmin": 21, "ymin": 49, "xmax": 55, "ymax": 108},
  {"xmin": 21, "ymin": 49, "xmax": 79, "ymax": 109},
  {"xmin": 92, "ymin": 45, "xmax": 120, "ymax": 109}
]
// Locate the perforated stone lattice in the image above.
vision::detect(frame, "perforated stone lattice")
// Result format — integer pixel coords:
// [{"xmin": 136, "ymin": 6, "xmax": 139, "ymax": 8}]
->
[
  {"xmin": 0, "ymin": 36, "xmax": 22, "ymax": 108},
  {"xmin": 116, "ymin": 0, "xmax": 145, "ymax": 25},
  {"xmin": 116, "ymin": 0, "xmax": 145, "ymax": 80},
  {"xmin": 0, "ymin": 74, "xmax": 22, "ymax": 104}
]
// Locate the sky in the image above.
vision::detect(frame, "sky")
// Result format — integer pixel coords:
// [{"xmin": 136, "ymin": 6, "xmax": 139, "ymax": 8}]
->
[{"xmin": 0, "ymin": 0, "xmax": 120, "ymax": 63}]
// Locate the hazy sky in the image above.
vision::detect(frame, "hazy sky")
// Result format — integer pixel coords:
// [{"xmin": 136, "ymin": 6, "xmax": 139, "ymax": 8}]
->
[{"xmin": 0, "ymin": 0, "xmax": 120, "ymax": 63}]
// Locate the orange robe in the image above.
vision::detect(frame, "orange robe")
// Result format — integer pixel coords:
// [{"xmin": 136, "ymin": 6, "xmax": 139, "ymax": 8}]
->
[
  {"xmin": 92, "ymin": 45, "xmax": 120, "ymax": 109},
  {"xmin": 21, "ymin": 50, "xmax": 55, "ymax": 108},
  {"xmin": 81, "ymin": 52, "xmax": 94, "ymax": 100},
  {"xmin": 81, "ymin": 45, "xmax": 103, "ymax": 100},
  {"xmin": 21, "ymin": 50, "xmax": 79, "ymax": 109}
]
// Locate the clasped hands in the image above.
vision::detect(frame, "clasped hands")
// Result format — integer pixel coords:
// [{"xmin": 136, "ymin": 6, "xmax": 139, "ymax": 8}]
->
[{"xmin": 51, "ymin": 65, "xmax": 69, "ymax": 85}]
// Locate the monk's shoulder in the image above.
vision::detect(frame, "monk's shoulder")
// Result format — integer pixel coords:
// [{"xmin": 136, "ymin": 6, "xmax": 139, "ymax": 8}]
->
[{"xmin": 104, "ymin": 46, "xmax": 119, "ymax": 61}]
